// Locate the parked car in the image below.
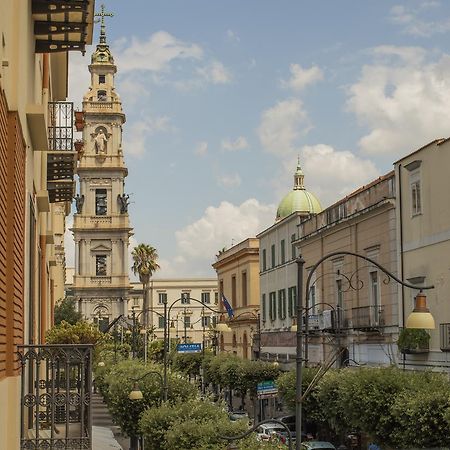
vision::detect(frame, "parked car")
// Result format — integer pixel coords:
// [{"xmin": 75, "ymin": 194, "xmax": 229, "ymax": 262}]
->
[
  {"xmin": 228, "ymin": 410, "xmax": 249, "ymax": 422},
  {"xmin": 255, "ymin": 423, "xmax": 287, "ymax": 442},
  {"xmin": 275, "ymin": 430, "xmax": 296, "ymax": 446},
  {"xmin": 301, "ymin": 441, "xmax": 336, "ymax": 450}
]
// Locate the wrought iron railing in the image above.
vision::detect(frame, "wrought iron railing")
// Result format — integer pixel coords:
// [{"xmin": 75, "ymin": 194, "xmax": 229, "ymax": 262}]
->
[
  {"xmin": 17, "ymin": 344, "xmax": 93, "ymax": 449},
  {"xmin": 351, "ymin": 305, "xmax": 384, "ymax": 329},
  {"xmin": 48, "ymin": 102, "xmax": 74, "ymax": 152}
]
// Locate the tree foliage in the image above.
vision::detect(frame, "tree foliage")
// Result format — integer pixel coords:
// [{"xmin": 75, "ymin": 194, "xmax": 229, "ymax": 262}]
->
[
  {"xmin": 53, "ymin": 297, "xmax": 83, "ymax": 325},
  {"xmin": 277, "ymin": 366, "xmax": 450, "ymax": 448},
  {"xmin": 139, "ymin": 397, "xmax": 281, "ymax": 450},
  {"xmin": 45, "ymin": 320, "xmax": 105, "ymax": 345},
  {"xmin": 131, "ymin": 243, "xmax": 160, "ymax": 284}
]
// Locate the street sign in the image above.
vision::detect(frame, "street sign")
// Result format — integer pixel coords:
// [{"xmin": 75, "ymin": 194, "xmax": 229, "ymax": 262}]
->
[
  {"xmin": 176, "ymin": 343, "xmax": 202, "ymax": 353},
  {"xmin": 257, "ymin": 380, "xmax": 278, "ymax": 399}
]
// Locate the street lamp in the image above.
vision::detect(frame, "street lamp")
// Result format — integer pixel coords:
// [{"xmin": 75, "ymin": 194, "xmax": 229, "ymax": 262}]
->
[
  {"xmin": 128, "ymin": 370, "xmax": 164, "ymax": 450},
  {"xmin": 295, "ymin": 251, "xmax": 435, "ymax": 450}
]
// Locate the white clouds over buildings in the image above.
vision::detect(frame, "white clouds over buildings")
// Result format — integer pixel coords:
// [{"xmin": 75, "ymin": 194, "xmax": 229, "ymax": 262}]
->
[
  {"xmin": 217, "ymin": 173, "xmax": 241, "ymax": 188},
  {"xmin": 258, "ymin": 98, "xmax": 310, "ymax": 156},
  {"xmin": 281, "ymin": 63, "xmax": 324, "ymax": 91},
  {"xmin": 221, "ymin": 136, "xmax": 249, "ymax": 151},
  {"xmin": 347, "ymin": 46, "xmax": 450, "ymax": 157},
  {"xmin": 194, "ymin": 141, "xmax": 208, "ymax": 156}
]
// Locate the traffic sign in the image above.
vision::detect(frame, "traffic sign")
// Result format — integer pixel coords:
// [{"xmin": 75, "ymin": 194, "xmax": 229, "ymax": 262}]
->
[
  {"xmin": 257, "ymin": 380, "xmax": 278, "ymax": 398},
  {"xmin": 176, "ymin": 343, "xmax": 202, "ymax": 353}
]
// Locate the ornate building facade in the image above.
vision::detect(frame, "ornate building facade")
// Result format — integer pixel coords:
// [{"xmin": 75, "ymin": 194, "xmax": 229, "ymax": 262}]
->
[{"xmin": 71, "ymin": 14, "xmax": 133, "ymax": 325}]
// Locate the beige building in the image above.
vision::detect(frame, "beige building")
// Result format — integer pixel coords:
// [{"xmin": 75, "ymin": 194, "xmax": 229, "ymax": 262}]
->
[
  {"xmin": 0, "ymin": 1, "xmax": 95, "ymax": 448},
  {"xmin": 395, "ymin": 139, "xmax": 450, "ymax": 370},
  {"xmin": 296, "ymin": 172, "xmax": 398, "ymax": 367},
  {"xmin": 259, "ymin": 167, "xmax": 399, "ymax": 368},
  {"xmin": 128, "ymin": 278, "xmax": 218, "ymax": 349},
  {"xmin": 212, "ymin": 238, "xmax": 260, "ymax": 359}
]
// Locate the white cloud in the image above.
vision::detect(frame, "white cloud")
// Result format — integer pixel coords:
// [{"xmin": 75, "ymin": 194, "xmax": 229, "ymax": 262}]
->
[
  {"xmin": 194, "ymin": 141, "xmax": 208, "ymax": 156},
  {"xmin": 281, "ymin": 63, "xmax": 324, "ymax": 91},
  {"xmin": 115, "ymin": 31, "xmax": 203, "ymax": 73},
  {"xmin": 347, "ymin": 46, "xmax": 450, "ymax": 157},
  {"xmin": 123, "ymin": 116, "xmax": 175, "ymax": 157},
  {"xmin": 221, "ymin": 136, "xmax": 249, "ymax": 151},
  {"xmin": 226, "ymin": 29, "xmax": 240, "ymax": 42},
  {"xmin": 389, "ymin": 2, "xmax": 450, "ymax": 37},
  {"xmin": 217, "ymin": 173, "xmax": 241, "ymax": 188},
  {"xmin": 175, "ymin": 199, "xmax": 275, "ymax": 260},
  {"xmin": 299, "ymin": 145, "xmax": 380, "ymax": 206},
  {"xmin": 197, "ymin": 60, "xmax": 232, "ymax": 84},
  {"xmin": 258, "ymin": 98, "xmax": 310, "ymax": 156}
]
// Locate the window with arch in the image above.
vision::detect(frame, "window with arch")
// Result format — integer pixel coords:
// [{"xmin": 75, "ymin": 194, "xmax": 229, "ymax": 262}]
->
[{"xmin": 232, "ymin": 333, "xmax": 237, "ymax": 348}]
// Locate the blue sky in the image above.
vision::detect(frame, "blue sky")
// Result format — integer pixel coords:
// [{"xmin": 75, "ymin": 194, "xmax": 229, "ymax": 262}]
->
[{"xmin": 67, "ymin": 0, "xmax": 450, "ymax": 277}]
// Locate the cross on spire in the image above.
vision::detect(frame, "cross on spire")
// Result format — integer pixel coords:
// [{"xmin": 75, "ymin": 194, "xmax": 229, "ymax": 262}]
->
[{"xmin": 95, "ymin": 4, "xmax": 114, "ymax": 44}]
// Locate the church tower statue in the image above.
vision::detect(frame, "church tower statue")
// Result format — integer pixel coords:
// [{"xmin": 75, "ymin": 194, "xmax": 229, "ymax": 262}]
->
[{"xmin": 71, "ymin": 6, "xmax": 133, "ymax": 327}]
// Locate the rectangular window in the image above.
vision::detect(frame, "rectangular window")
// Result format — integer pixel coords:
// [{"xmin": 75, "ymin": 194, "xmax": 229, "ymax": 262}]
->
[
  {"xmin": 201, "ymin": 316, "xmax": 211, "ymax": 327},
  {"xmin": 411, "ymin": 180, "xmax": 421, "ymax": 215},
  {"xmin": 271, "ymin": 244, "xmax": 276, "ymax": 268},
  {"xmin": 262, "ymin": 294, "xmax": 266, "ymax": 321},
  {"xmin": 281, "ymin": 239, "xmax": 286, "ymax": 264},
  {"xmin": 291, "ymin": 234, "xmax": 296, "ymax": 260},
  {"xmin": 309, "ymin": 285, "xmax": 316, "ymax": 314},
  {"xmin": 262, "ymin": 249, "xmax": 267, "ymax": 271},
  {"xmin": 219, "ymin": 280, "xmax": 224, "ymax": 312},
  {"xmin": 181, "ymin": 292, "xmax": 190, "ymax": 304},
  {"xmin": 158, "ymin": 316, "xmax": 165, "ymax": 329},
  {"xmin": 241, "ymin": 271, "xmax": 247, "ymax": 307},
  {"xmin": 288, "ymin": 286, "xmax": 297, "ymax": 318},
  {"xmin": 336, "ymin": 279, "xmax": 343, "ymax": 309},
  {"xmin": 278, "ymin": 289, "xmax": 286, "ymax": 320},
  {"xmin": 184, "ymin": 316, "xmax": 191, "ymax": 328},
  {"xmin": 95, "ymin": 189, "xmax": 107, "ymax": 215},
  {"xmin": 99, "ymin": 74, "xmax": 106, "ymax": 84},
  {"xmin": 158, "ymin": 292, "xmax": 167, "ymax": 304},
  {"xmin": 370, "ymin": 271, "xmax": 380, "ymax": 323},
  {"xmin": 214, "ymin": 291, "xmax": 219, "ymax": 304},
  {"xmin": 269, "ymin": 292, "xmax": 277, "ymax": 321},
  {"xmin": 133, "ymin": 297, "xmax": 139, "ymax": 307},
  {"xmin": 231, "ymin": 275, "xmax": 236, "ymax": 308},
  {"xmin": 96, "ymin": 255, "xmax": 107, "ymax": 276},
  {"xmin": 201, "ymin": 292, "xmax": 211, "ymax": 304}
]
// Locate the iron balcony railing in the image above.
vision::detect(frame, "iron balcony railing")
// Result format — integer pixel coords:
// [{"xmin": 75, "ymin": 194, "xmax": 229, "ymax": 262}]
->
[
  {"xmin": 17, "ymin": 344, "xmax": 93, "ymax": 449},
  {"xmin": 351, "ymin": 305, "xmax": 384, "ymax": 330}
]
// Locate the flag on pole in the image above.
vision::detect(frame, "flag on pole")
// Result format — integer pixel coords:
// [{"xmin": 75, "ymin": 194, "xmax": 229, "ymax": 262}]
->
[{"xmin": 221, "ymin": 294, "xmax": 234, "ymax": 318}]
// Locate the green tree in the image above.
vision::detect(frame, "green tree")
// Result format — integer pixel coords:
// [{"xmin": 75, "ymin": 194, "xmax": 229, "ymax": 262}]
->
[
  {"xmin": 139, "ymin": 397, "xmax": 280, "ymax": 450},
  {"xmin": 131, "ymin": 243, "xmax": 160, "ymax": 328},
  {"xmin": 54, "ymin": 297, "xmax": 82, "ymax": 325}
]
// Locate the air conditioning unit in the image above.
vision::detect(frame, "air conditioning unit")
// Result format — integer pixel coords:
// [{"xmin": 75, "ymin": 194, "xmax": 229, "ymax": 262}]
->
[
  {"xmin": 303, "ymin": 314, "xmax": 320, "ymax": 330},
  {"xmin": 319, "ymin": 310, "xmax": 334, "ymax": 330}
]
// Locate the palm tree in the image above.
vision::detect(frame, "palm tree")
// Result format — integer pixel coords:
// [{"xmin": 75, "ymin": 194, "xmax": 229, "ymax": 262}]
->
[{"xmin": 131, "ymin": 244, "xmax": 160, "ymax": 329}]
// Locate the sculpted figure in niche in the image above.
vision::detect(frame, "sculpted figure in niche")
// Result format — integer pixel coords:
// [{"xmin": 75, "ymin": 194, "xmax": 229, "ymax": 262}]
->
[
  {"xmin": 117, "ymin": 193, "xmax": 130, "ymax": 214},
  {"xmin": 95, "ymin": 129, "xmax": 108, "ymax": 154},
  {"xmin": 74, "ymin": 194, "xmax": 85, "ymax": 214}
]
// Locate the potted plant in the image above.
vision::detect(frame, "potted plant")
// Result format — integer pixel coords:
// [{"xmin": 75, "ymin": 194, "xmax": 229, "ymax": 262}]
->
[{"xmin": 397, "ymin": 328, "xmax": 430, "ymax": 354}]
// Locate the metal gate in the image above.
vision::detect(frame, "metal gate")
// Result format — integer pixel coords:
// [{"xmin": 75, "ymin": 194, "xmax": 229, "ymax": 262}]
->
[{"xmin": 17, "ymin": 344, "xmax": 93, "ymax": 449}]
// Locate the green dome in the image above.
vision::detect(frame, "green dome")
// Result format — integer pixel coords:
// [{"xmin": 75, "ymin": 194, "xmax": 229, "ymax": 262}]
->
[
  {"xmin": 275, "ymin": 159, "xmax": 322, "ymax": 221},
  {"xmin": 276, "ymin": 190, "xmax": 322, "ymax": 221}
]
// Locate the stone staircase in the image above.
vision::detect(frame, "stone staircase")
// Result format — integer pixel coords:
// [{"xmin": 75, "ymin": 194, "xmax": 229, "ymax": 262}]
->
[{"xmin": 91, "ymin": 393, "xmax": 129, "ymax": 449}]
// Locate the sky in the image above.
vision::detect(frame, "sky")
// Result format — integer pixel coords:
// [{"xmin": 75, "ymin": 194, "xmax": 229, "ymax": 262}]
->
[{"xmin": 66, "ymin": 0, "xmax": 450, "ymax": 278}]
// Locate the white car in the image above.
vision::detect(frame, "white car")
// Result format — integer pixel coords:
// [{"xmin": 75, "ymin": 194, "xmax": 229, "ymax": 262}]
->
[{"xmin": 256, "ymin": 423, "xmax": 287, "ymax": 442}]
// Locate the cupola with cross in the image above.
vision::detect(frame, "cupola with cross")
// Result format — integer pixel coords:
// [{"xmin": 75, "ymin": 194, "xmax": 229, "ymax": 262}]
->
[{"xmin": 71, "ymin": 5, "xmax": 133, "ymax": 325}]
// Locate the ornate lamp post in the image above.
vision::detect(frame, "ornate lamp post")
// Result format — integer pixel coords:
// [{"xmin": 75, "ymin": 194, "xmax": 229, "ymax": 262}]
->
[{"xmin": 295, "ymin": 251, "xmax": 435, "ymax": 450}]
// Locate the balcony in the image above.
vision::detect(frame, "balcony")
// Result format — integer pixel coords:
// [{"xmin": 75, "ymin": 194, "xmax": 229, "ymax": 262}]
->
[
  {"xmin": 47, "ymin": 102, "xmax": 76, "ymax": 203},
  {"xmin": 32, "ymin": 0, "xmax": 95, "ymax": 53},
  {"xmin": 73, "ymin": 215, "xmax": 131, "ymax": 230},
  {"xmin": 352, "ymin": 305, "xmax": 384, "ymax": 331}
]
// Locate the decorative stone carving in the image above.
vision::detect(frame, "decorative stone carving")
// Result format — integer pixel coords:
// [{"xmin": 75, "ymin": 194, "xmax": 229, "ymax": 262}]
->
[
  {"xmin": 117, "ymin": 193, "xmax": 130, "ymax": 214},
  {"xmin": 94, "ymin": 128, "xmax": 108, "ymax": 154},
  {"xmin": 74, "ymin": 194, "xmax": 85, "ymax": 214}
]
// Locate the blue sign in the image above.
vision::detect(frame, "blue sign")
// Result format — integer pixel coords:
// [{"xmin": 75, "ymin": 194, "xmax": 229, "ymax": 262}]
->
[
  {"xmin": 257, "ymin": 380, "xmax": 278, "ymax": 398},
  {"xmin": 176, "ymin": 343, "xmax": 202, "ymax": 353}
]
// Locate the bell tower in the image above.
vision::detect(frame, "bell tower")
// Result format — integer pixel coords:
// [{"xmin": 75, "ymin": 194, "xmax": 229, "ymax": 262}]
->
[{"xmin": 71, "ymin": 6, "xmax": 133, "ymax": 326}]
